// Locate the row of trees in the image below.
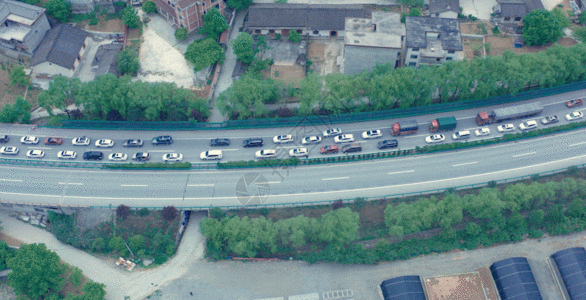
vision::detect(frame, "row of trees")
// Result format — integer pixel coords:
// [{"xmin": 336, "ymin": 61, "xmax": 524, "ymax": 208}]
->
[
  {"xmin": 200, "ymin": 207, "xmax": 359, "ymax": 259},
  {"xmin": 183, "ymin": 8, "xmax": 228, "ymax": 72},
  {"xmin": 0, "ymin": 242, "xmax": 106, "ymax": 300},
  {"xmin": 37, "ymin": 74, "xmax": 210, "ymax": 122}
]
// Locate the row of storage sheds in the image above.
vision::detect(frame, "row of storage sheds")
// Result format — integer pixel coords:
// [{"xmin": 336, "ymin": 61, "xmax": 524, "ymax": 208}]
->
[
  {"xmin": 551, "ymin": 247, "xmax": 586, "ymax": 300},
  {"xmin": 489, "ymin": 257, "xmax": 543, "ymax": 300}
]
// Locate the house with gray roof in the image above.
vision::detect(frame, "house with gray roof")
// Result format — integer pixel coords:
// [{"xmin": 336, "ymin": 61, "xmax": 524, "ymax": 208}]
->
[
  {"xmin": 492, "ymin": 0, "xmax": 545, "ymax": 23},
  {"xmin": 404, "ymin": 16, "xmax": 463, "ymax": 68},
  {"xmin": 0, "ymin": 0, "xmax": 50, "ymax": 56},
  {"xmin": 343, "ymin": 12, "xmax": 405, "ymax": 74},
  {"xmin": 244, "ymin": 3, "xmax": 366, "ymax": 37},
  {"xmin": 429, "ymin": 0, "xmax": 460, "ymax": 18},
  {"xmin": 31, "ymin": 24, "xmax": 90, "ymax": 78},
  {"xmin": 92, "ymin": 43, "xmax": 123, "ymax": 78}
]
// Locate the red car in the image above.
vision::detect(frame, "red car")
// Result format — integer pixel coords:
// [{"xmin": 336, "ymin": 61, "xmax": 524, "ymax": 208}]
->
[
  {"xmin": 566, "ymin": 99, "xmax": 583, "ymax": 108},
  {"xmin": 320, "ymin": 145, "xmax": 339, "ymax": 154},
  {"xmin": 45, "ymin": 137, "xmax": 63, "ymax": 145}
]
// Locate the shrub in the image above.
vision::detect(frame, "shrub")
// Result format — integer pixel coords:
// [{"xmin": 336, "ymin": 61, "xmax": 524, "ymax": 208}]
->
[
  {"xmin": 89, "ymin": 18, "xmax": 99, "ymax": 25},
  {"xmin": 69, "ymin": 267, "xmax": 83, "ymax": 287},
  {"xmin": 175, "ymin": 28, "xmax": 188, "ymax": 41},
  {"xmin": 209, "ymin": 207, "xmax": 226, "ymax": 219},
  {"xmin": 117, "ymin": 205, "xmax": 131, "ymax": 220},
  {"xmin": 492, "ymin": 25, "xmax": 500, "ymax": 34},
  {"xmin": 91, "ymin": 237, "xmax": 105, "ymax": 252},
  {"xmin": 138, "ymin": 208, "xmax": 150, "ymax": 216},
  {"xmin": 162, "ymin": 206, "xmax": 178, "ymax": 221},
  {"xmin": 332, "ymin": 199, "xmax": 344, "ymax": 210},
  {"xmin": 142, "ymin": 0, "xmax": 156, "ymax": 13},
  {"xmin": 275, "ymin": 33, "xmax": 281, "ymax": 40}
]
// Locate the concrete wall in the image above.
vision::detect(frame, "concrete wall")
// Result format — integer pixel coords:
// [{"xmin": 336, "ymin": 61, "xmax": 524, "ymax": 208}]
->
[
  {"xmin": 33, "ymin": 61, "xmax": 74, "ymax": 77},
  {"xmin": 249, "ymin": 28, "xmax": 343, "ymax": 37},
  {"xmin": 405, "ymin": 47, "xmax": 462, "ymax": 68},
  {"xmin": 343, "ymin": 45, "xmax": 399, "ymax": 74}
]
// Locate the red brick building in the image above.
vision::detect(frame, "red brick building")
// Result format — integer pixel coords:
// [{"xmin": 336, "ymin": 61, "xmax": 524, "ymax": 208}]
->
[{"xmin": 153, "ymin": 0, "xmax": 226, "ymax": 33}]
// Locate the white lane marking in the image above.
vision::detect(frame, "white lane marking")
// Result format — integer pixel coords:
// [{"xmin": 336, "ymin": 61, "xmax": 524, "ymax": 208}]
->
[
  {"xmin": 58, "ymin": 182, "xmax": 83, "ymax": 185},
  {"xmin": 266, "ymin": 181, "xmax": 281, "ymax": 184},
  {"xmin": 513, "ymin": 152, "xmax": 536, "ymax": 158},
  {"xmin": 121, "ymin": 184, "xmax": 148, "ymax": 187},
  {"xmin": 322, "ymin": 177, "xmax": 349, "ymax": 181},
  {"xmin": 28, "ymin": 147, "xmax": 51, "ymax": 149},
  {"xmin": 569, "ymin": 141, "xmax": 586, "ymax": 147},
  {"xmin": 187, "ymin": 184, "xmax": 214, "ymax": 187},
  {"xmin": 147, "ymin": 150, "xmax": 175, "ymax": 152},
  {"xmin": 388, "ymin": 170, "xmax": 415, "ymax": 175},
  {"xmin": 453, "ymin": 161, "xmax": 478, "ymax": 167},
  {"xmin": 219, "ymin": 149, "xmax": 240, "ymax": 151},
  {"xmin": 0, "ymin": 179, "xmax": 22, "ymax": 182}
]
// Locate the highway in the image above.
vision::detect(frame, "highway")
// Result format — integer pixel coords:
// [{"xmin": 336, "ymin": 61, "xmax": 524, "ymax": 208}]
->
[{"xmin": 1, "ymin": 89, "xmax": 586, "ymax": 208}]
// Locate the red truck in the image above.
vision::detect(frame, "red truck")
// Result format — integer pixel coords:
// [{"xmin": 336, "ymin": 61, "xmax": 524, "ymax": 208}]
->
[{"xmin": 391, "ymin": 119, "xmax": 419, "ymax": 136}]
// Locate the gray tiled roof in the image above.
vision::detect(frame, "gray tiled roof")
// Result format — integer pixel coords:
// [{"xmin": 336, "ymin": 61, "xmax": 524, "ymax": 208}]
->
[
  {"xmin": 0, "ymin": 0, "xmax": 46, "ymax": 24},
  {"xmin": 31, "ymin": 24, "xmax": 88, "ymax": 69},
  {"xmin": 497, "ymin": 0, "xmax": 544, "ymax": 18},
  {"xmin": 92, "ymin": 43, "xmax": 123, "ymax": 77},
  {"xmin": 429, "ymin": 0, "xmax": 460, "ymax": 14},
  {"xmin": 405, "ymin": 16, "xmax": 463, "ymax": 51},
  {"xmin": 245, "ymin": 4, "xmax": 366, "ymax": 31}
]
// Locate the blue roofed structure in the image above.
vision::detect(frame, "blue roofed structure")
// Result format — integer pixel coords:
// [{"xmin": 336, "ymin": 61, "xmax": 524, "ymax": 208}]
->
[
  {"xmin": 551, "ymin": 247, "xmax": 586, "ymax": 300},
  {"xmin": 380, "ymin": 275, "xmax": 426, "ymax": 300},
  {"xmin": 490, "ymin": 257, "xmax": 543, "ymax": 300}
]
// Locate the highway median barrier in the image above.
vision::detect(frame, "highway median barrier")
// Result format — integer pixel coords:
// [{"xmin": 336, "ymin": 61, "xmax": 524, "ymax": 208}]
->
[{"xmin": 103, "ymin": 162, "xmax": 192, "ymax": 169}]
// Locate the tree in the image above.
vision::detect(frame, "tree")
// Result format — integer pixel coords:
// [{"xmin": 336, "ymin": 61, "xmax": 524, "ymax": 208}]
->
[
  {"xmin": 288, "ymin": 30, "xmax": 301, "ymax": 43},
  {"xmin": 175, "ymin": 28, "xmax": 188, "ymax": 41},
  {"xmin": 9, "ymin": 66, "xmax": 28, "ymax": 87},
  {"xmin": 128, "ymin": 234, "xmax": 145, "ymax": 251},
  {"xmin": 65, "ymin": 281, "xmax": 106, "ymax": 300},
  {"xmin": 0, "ymin": 96, "xmax": 31, "ymax": 124},
  {"xmin": 522, "ymin": 9, "xmax": 563, "ymax": 46},
  {"xmin": 318, "ymin": 207, "xmax": 359, "ymax": 245},
  {"xmin": 108, "ymin": 236, "xmax": 129, "ymax": 256},
  {"xmin": 184, "ymin": 38, "xmax": 225, "ymax": 72},
  {"xmin": 44, "ymin": 0, "xmax": 71, "ymax": 23},
  {"xmin": 574, "ymin": 27, "xmax": 586, "ymax": 42},
  {"xmin": 199, "ymin": 8, "xmax": 229, "ymax": 40},
  {"xmin": 580, "ymin": 12, "xmax": 586, "ymax": 24},
  {"xmin": 226, "ymin": 0, "xmax": 252, "ymax": 11},
  {"xmin": 117, "ymin": 205, "xmax": 131, "ymax": 220},
  {"xmin": 91, "ymin": 237, "xmax": 105, "ymax": 252},
  {"xmin": 117, "ymin": 48, "xmax": 141, "ymax": 76},
  {"xmin": 216, "ymin": 73, "xmax": 279, "ymax": 119},
  {"xmin": 37, "ymin": 76, "xmax": 81, "ymax": 118},
  {"xmin": 566, "ymin": 199, "xmax": 586, "ymax": 218},
  {"xmin": 551, "ymin": 8, "xmax": 571, "ymax": 29},
  {"xmin": 142, "ymin": 0, "xmax": 156, "ymax": 13},
  {"xmin": 528, "ymin": 209, "xmax": 544, "ymax": 228},
  {"xmin": 232, "ymin": 32, "xmax": 256, "ymax": 64},
  {"xmin": 0, "ymin": 241, "xmax": 14, "ymax": 270},
  {"xmin": 162, "ymin": 206, "xmax": 178, "ymax": 221},
  {"xmin": 409, "ymin": 7, "xmax": 421, "ymax": 16},
  {"xmin": 123, "ymin": 6, "xmax": 140, "ymax": 29},
  {"xmin": 7, "ymin": 243, "xmax": 66, "ymax": 300},
  {"xmin": 69, "ymin": 267, "xmax": 83, "ymax": 288}
]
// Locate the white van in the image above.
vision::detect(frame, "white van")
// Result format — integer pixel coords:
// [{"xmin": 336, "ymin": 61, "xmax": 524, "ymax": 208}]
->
[
  {"xmin": 200, "ymin": 150, "xmax": 223, "ymax": 160},
  {"xmin": 452, "ymin": 130, "xmax": 471, "ymax": 140}
]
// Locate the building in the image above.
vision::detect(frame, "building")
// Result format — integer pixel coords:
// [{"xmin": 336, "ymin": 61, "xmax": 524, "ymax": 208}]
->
[
  {"xmin": 404, "ymin": 16, "xmax": 463, "ymax": 68},
  {"xmin": 492, "ymin": 0, "xmax": 545, "ymax": 23},
  {"xmin": 92, "ymin": 43, "xmax": 123, "ymax": 78},
  {"xmin": 244, "ymin": 3, "xmax": 366, "ymax": 38},
  {"xmin": 153, "ymin": 0, "xmax": 226, "ymax": 34},
  {"xmin": 31, "ymin": 24, "xmax": 90, "ymax": 78},
  {"xmin": 343, "ymin": 12, "xmax": 404, "ymax": 74},
  {"xmin": 429, "ymin": 0, "xmax": 460, "ymax": 18},
  {"xmin": 0, "ymin": 0, "xmax": 51, "ymax": 56}
]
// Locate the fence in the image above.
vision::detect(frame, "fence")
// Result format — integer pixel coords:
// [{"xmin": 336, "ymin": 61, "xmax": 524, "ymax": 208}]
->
[{"xmin": 54, "ymin": 80, "xmax": 586, "ymax": 130}]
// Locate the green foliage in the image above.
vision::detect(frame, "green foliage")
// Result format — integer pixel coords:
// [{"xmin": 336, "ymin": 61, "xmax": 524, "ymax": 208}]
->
[
  {"xmin": 528, "ymin": 210, "xmax": 544, "ymax": 228},
  {"xmin": 477, "ymin": 23, "xmax": 488, "ymax": 34},
  {"xmin": 79, "ymin": 281, "xmax": 107, "ymax": 300},
  {"xmin": 216, "ymin": 73, "xmax": 279, "ymax": 119},
  {"xmin": 401, "ymin": 13, "xmax": 407, "ymax": 23},
  {"xmin": 580, "ymin": 12, "xmax": 586, "ymax": 24},
  {"xmin": 104, "ymin": 162, "xmax": 192, "ymax": 169},
  {"xmin": 175, "ymin": 28, "xmax": 188, "ymax": 41},
  {"xmin": 117, "ymin": 205, "xmax": 131, "ymax": 220},
  {"xmin": 232, "ymin": 32, "xmax": 256, "ymax": 64},
  {"xmin": 7, "ymin": 244, "xmax": 66, "ymax": 300},
  {"xmin": 22, "ymin": 0, "xmax": 40, "ymax": 4},
  {"xmin": 0, "ymin": 96, "xmax": 31, "ymax": 124},
  {"xmin": 117, "ymin": 48, "xmax": 141, "ymax": 76},
  {"xmin": 44, "ymin": 0, "xmax": 72, "ymax": 23},
  {"xmin": 109, "ymin": 236, "xmax": 129, "ymax": 257},
  {"xmin": 128, "ymin": 234, "xmax": 145, "ymax": 252},
  {"xmin": 573, "ymin": 27, "xmax": 586, "ymax": 42},
  {"xmin": 484, "ymin": 43, "xmax": 491, "ymax": 54},
  {"xmin": 199, "ymin": 8, "xmax": 229, "ymax": 40},
  {"xmin": 226, "ymin": 0, "xmax": 252, "ymax": 10},
  {"xmin": 492, "ymin": 25, "xmax": 500, "ymax": 34},
  {"xmin": 185, "ymin": 38, "xmax": 225, "ymax": 72},
  {"xmin": 142, "ymin": 1, "xmax": 157, "ymax": 13},
  {"xmin": 69, "ymin": 267, "xmax": 83, "ymax": 288},
  {"xmin": 409, "ymin": 7, "xmax": 421, "ymax": 17},
  {"xmin": 162, "ymin": 206, "xmax": 178, "ymax": 221},
  {"xmin": 218, "ymin": 158, "xmax": 300, "ymax": 168},
  {"xmin": 288, "ymin": 31, "xmax": 301, "ymax": 43},
  {"xmin": 91, "ymin": 237, "xmax": 106, "ymax": 252},
  {"xmin": 89, "ymin": 18, "xmax": 99, "ymax": 25},
  {"xmin": 468, "ymin": 14, "xmax": 478, "ymax": 21},
  {"xmin": 275, "ymin": 33, "xmax": 281, "ymax": 40},
  {"xmin": 397, "ymin": 0, "xmax": 423, "ymax": 7},
  {"xmin": 138, "ymin": 208, "xmax": 151, "ymax": 216},
  {"xmin": 9, "ymin": 66, "xmax": 29, "ymax": 87},
  {"xmin": 522, "ymin": 9, "xmax": 563, "ymax": 46},
  {"xmin": 210, "ymin": 207, "xmax": 226, "ymax": 219},
  {"xmin": 122, "ymin": 6, "xmax": 140, "ymax": 28},
  {"xmin": 566, "ymin": 198, "xmax": 586, "ymax": 218},
  {"xmin": 0, "ymin": 241, "xmax": 15, "ymax": 270},
  {"xmin": 552, "ymin": 8, "xmax": 571, "ymax": 29}
]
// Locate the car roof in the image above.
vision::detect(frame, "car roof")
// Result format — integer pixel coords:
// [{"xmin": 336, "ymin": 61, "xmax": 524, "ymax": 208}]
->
[{"xmin": 207, "ymin": 150, "xmax": 222, "ymax": 155}]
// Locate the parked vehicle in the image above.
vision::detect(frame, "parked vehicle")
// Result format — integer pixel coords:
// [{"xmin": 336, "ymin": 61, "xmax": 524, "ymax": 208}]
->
[
  {"xmin": 301, "ymin": 136, "xmax": 322, "ymax": 145},
  {"xmin": 452, "ymin": 130, "xmax": 471, "ymax": 140},
  {"xmin": 26, "ymin": 150, "xmax": 44, "ymax": 158},
  {"xmin": 342, "ymin": 143, "xmax": 362, "ymax": 153},
  {"xmin": 497, "ymin": 124, "xmax": 515, "ymax": 132},
  {"xmin": 541, "ymin": 115, "xmax": 559, "ymax": 125},
  {"xmin": 476, "ymin": 102, "xmax": 543, "ymax": 125},
  {"xmin": 200, "ymin": 150, "xmax": 223, "ymax": 160},
  {"xmin": 566, "ymin": 111, "xmax": 584, "ymax": 121},
  {"xmin": 72, "ymin": 136, "xmax": 90, "ymax": 146},
  {"xmin": 152, "ymin": 135, "xmax": 173, "ymax": 145},
  {"xmin": 20, "ymin": 136, "xmax": 39, "ymax": 145},
  {"xmin": 289, "ymin": 148, "xmax": 309, "ymax": 158},
  {"xmin": 83, "ymin": 151, "xmax": 104, "ymax": 160},
  {"xmin": 109, "ymin": 153, "xmax": 128, "ymax": 161},
  {"xmin": 57, "ymin": 151, "xmax": 77, "ymax": 159},
  {"xmin": 429, "ymin": 116, "xmax": 457, "ymax": 132},
  {"xmin": 210, "ymin": 138, "xmax": 231, "ymax": 146},
  {"xmin": 334, "ymin": 134, "xmax": 354, "ymax": 143},
  {"xmin": 45, "ymin": 137, "xmax": 63, "ymax": 145},
  {"xmin": 320, "ymin": 145, "xmax": 339, "ymax": 154},
  {"xmin": 425, "ymin": 134, "xmax": 445, "ymax": 144},
  {"xmin": 0, "ymin": 146, "xmax": 18, "ymax": 155},
  {"xmin": 391, "ymin": 119, "xmax": 419, "ymax": 136},
  {"xmin": 243, "ymin": 138, "xmax": 264, "ymax": 147},
  {"xmin": 475, "ymin": 128, "xmax": 490, "ymax": 136},
  {"xmin": 95, "ymin": 139, "xmax": 114, "ymax": 148},
  {"xmin": 273, "ymin": 135, "xmax": 294, "ymax": 144},
  {"xmin": 323, "ymin": 128, "xmax": 342, "ymax": 137},
  {"xmin": 377, "ymin": 139, "xmax": 398, "ymax": 149},
  {"xmin": 132, "ymin": 152, "xmax": 150, "ymax": 161},
  {"xmin": 0, "ymin": 135, "xmax": 9, "ymax": 143},
  {"xmin": 162, "ymin": 153, "xmax": 183, "ymax": 162},
  {"xmin": 362, "ymin": 130, "xmax": 382, "ymax": 139},
  {"xmin": 519, "ymin": 120, "xmax": 538, "ymax": 131},
  {"xmin": 566, "ymin": 98, "xmax": 583, "ymax": 108},
  {"xmin": 122, "ymin": 139, "xmax": 143, "ymax": 147},
  {"xmin": 255, "ymin": 149, "xmax": 277, "ymax": 159}
]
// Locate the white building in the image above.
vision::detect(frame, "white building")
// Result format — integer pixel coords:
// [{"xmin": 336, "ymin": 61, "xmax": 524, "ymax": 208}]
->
[
  {"xmin": 404, "ymin": 16, "xmax": 463, "ymax": 68},
  {"xmin": 0, "ymin": 0, "xmax": 51, "ymax": 56}
]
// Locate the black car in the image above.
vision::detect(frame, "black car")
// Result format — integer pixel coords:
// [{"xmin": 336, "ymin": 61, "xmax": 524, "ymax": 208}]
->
[
  {"xmin": 132, "ymin": 152, "xmax": 150, "ymax": 161},
  {"xmin": 210, "ymin": 138, "xmax": 231, "ymax": 146},
  {"xmin": 83, "ymin": 151, "xmax": 104, "ymax": 160},
  {"xmin": 152, "ymin": 135, "xmax": 173, "ymax": 145},
  {"xmin": 0, "ymin": 135, "xmax": 8, "ymax": 143},
  {"xmin": 123, "ymin": 139, "xmax": 144, "ymax": 147},
  {"xmin": 377, "ymin": 139, "xmax": 398, "ymax": 149},
  {"xmin": 243, "ymin": 138, "xmax": 263, "ymax": 147}
]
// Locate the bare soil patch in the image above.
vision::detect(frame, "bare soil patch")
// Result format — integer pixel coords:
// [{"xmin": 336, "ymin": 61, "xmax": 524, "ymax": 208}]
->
[
  {"xmin": 269, "ymin": 64, "xmax": 305, "ymax": 88},
  {"xmin": 307, "ymin": 40, "xmax": 342, "ymax": 76},
  {"xmin": 83, "ymin": 17, "xmax": 125, "ymax": 33},
  {"xmin": 0, "ymin": 232, "xmax": 24, "ymax": 247},
  {"xmin": 425, "ymin": 272, "xmax": 488, "ymax": 300},
  {"xmin": 0, "ymin": 64, "xmax": 39, "ymax": 109}
]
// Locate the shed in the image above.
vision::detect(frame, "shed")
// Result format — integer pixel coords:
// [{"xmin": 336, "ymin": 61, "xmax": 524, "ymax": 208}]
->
[
  {"xmin": 380, "ymin": 275, "xmax": 426, "ymax": 300},
  {"xmin": 551, "ymin": 247, "xmax": 586, "ymax": 300},
  {"xmin": 490, "ymin": 257, "xmax": 543, "ymax": 300}
]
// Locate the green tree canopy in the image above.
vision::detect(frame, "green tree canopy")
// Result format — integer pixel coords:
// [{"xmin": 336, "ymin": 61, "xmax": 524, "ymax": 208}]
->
[
  {"xmin": 551, "ymin": 7, "xmax": 571, "ymax": 29},
  {"xmin": 288, "ymin": 31, "xmax": 301, "ymax": 43},
  {"xmin": 123, "ymin": 6, "xmax": 140, "ymax": 28},
  {"xmin": 44, "ymin": 0, "xmax": 71, "ymax": 23},
  {"xmin": 318, "ymin": 208, "xmax": 359, "ymax": 245},
  {"xmin": 232, "ymin": 32, "xmax": 255, "ymax": 64},
  {"xmin": 142, "ymin": 0, "xmax": 156, "ymax": 13},
  {"xmin": 9, "ymin": 66, "xmax": 29, "ymax": 87},
  {"xmin": 199, "ymin": 8, "xmax": 229, "ymax": 40},
  {"xmin": 522, "ymin": 9, "xmax": 563, "ymax": 46},
  {"xmin": 216, "ymin": 73, "xmax": 279, "ymax": 119},
  {"xmin": 7, "ymin": 243, "xmax": 66, "ymax": 300},
  {"xmin": 0, "ymin": 241, "xmax": 14, "ymax": 270},
  {"xmin": 117, "ymin": 48, "xmax": 141, "ymax": 76},
  {"xmin": 175, "ymin": 28, "xmax": 188, "ymax": 41},
  {"xmin": 0, "ymin": 96, "xmax": 31, "ymax": 124},
  {"xmin": 226, "ymin": 0, "xmax": 252, "ymax": 10},
  {"xmin": 184, "ymin": 38, "xmax": 225, "ymax": 72},
  {"xmin": 37, "ymin": 76, "xmax": 81, "ymax": 116}
]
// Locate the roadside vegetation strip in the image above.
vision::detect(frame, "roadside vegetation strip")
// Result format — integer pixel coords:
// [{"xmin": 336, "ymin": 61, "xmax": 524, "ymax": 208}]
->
[
  {"xmin": 217, "ymin": 158, "xmax": 300, "ymax": 168},
  {"xmin": 103, "ymin": 162, "xmax": 192, "ymax": 169}
]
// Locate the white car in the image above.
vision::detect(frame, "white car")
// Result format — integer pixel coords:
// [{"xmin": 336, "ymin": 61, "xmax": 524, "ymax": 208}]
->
[
  {"xmin": 26, "ymin": 150, "xmax": 44, "ymax": 158},
  {"xmin": 95, "ymin": 139, "xmax": 114, "ymax": 148},
  {"xmin": 323, "ymin": 128, "xmax": 342, "ymax": 137},
  {"xmin": 20, "ymin": 136, "xmax": 39, "ymax": 145},
  {"xmin": 163, "ymin": 153, "xmax": 183, "ymax": 162},
  {"xmin": 334, "ymin": 134, "xmax": 355, "ymax": 143},
  {"xmin": 566, "ymin": 111, "xmax": 584, "ymax": 121},
  {"xmin": 72, "ymin": 136, "xmax": 90, "ymax": 146},
  {"xmin": 475, "ymin": 128, "xmax": 490, "ymax": 136},
  {"xmin": 362, "ymin": 130, "xmax": 382, "ymax": 139},
  {"xmin": 0, "ymin": 146, "xmax": 19, "ymax": 155},
  {"xmin": 519, "ymin": 120, "xmax": 538, "ymax": 131},
  {"xmin": 273, "ymin": 135, "xmax": 294, "ymax": 144},
  {"xmin": 255, "ymin": 149, "xmax": 277, "ymax": 159},
  {"xmin": 302, "ymin": 136, "xmax": 322, "ymax": 145},
  {"xmin": 108, "ymin": 153, "xmax": 128, "ymax": 161},
  {"xmin": 497, "ymin": 124, "xmax": 515, "ymax": 132},
  {"xmin": 425, "ymin": 134, "xmax": 445, "ymax": 144},
  {"xmin": 200, "ymin": 150, "xmax": 223, "ymax": 160},
  {"xmin": 57, "ymin": 151, "xmax": 77, "ymax": 159},
  {"xmin": 289, "ymin": 147, "xmax": 309, "ymax": 158}
]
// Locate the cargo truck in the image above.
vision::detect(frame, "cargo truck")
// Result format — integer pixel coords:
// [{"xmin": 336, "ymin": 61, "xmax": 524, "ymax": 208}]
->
[
  {"xmin": 476, "ymin": 102, "xmax": 543, "ymax": 126},
  {"xmin": 391, "ymin": 119, "xmax": 419, "ymax": 136},
  {"xmin": 429, "ymin": 116, "xmax": 457, "ymax": 132}
]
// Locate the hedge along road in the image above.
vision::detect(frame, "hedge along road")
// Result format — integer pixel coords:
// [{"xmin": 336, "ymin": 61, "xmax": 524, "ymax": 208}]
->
[{"xmin": 1, "ymin": 126, "xmax": 586, "ymax": 208}]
